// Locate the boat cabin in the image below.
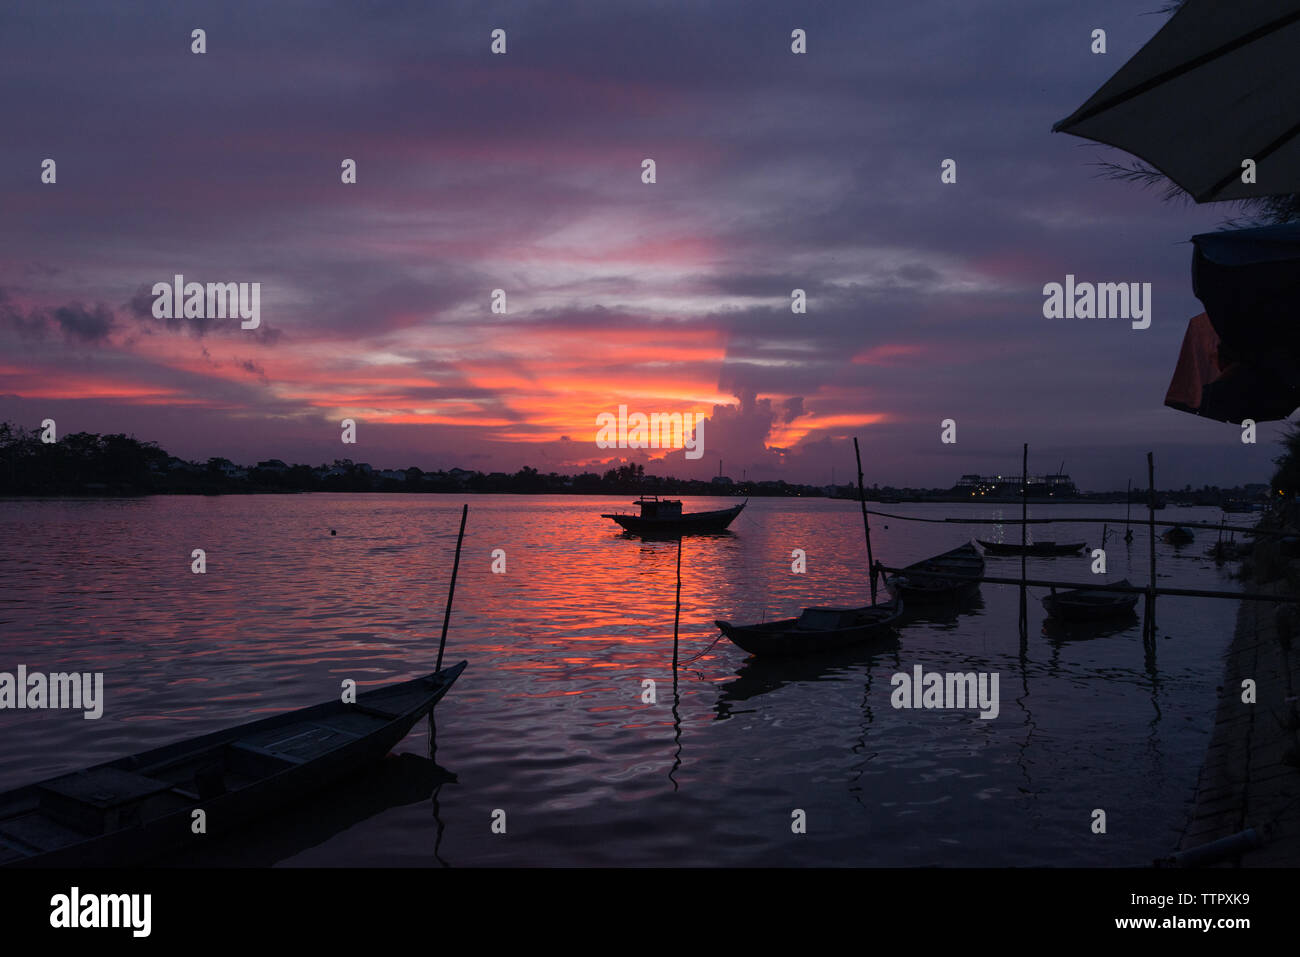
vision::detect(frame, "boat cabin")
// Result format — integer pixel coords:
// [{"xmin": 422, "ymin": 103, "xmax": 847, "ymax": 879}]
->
[{"xmin": 634, "ymin": 495, "xmax": 683, "ymax": 519}]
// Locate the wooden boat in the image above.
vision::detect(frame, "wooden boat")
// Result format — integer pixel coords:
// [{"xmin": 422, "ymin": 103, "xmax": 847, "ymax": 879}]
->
[
  {"xmin": 0, "ymin": 661, "xmax": 466, "ymax": 867},
  {"xmin": 602, "ymin": 496, "xmax": 745, "ymax": 536},
  {"xmin": 977, "ymin": 539, "xmax": 1086, "ymax": 556},
  {"xmin": 1041, "ymin": 579, "xmax": 1138, "ymax": 621},
  {"xmin": 715, "ymin": 599, "xmax": 902, "ymax": 657},
  {"xmin": 1161, "ymin": 525, "xmax": 1195, "ymax": 545},
  {"xmin": 886, "ymin": 543, "xmax": 984, "ymax": 603}
]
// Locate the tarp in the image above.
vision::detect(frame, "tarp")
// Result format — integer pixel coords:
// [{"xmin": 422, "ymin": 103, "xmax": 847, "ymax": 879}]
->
[
  {"xmin": 1193, "ymin": 223, "xmax": 1300, "ymax": 382},
  {"xmin": 1054, "ymin": 1, "xmax": 1300, "ymax": 202},
  {"xmin": 1164, "ymin": 223, "xmax": 1300, "ymax": 422},
  {"xmin": 1163, "ymin": 312, "xmax": 1299, "ymax": 422}
]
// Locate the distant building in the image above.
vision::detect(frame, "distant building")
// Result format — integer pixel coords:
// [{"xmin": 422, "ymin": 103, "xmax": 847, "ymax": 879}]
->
[
  {"xmin": 956, "ymin": 472, "xmax": 1078, "ymax": 498},
  {"xmin": 256, "ymin": 459, "xmax": 289, "ymax": 474}
]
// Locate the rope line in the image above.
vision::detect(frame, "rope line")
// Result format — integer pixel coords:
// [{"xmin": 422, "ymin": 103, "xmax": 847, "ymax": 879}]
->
[
  {"xmin": 863, "ymin": 508, "xmax": 1272, "ymax": 536},
  {"xmin": 678, "ymin": 633, "xmax": 727, "ymax": 664}
]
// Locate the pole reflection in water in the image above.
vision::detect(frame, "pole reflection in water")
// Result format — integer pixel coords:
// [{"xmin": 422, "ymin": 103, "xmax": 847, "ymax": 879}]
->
[{"xmin": 670, "ymin": 536, "xmax": 684, "ymax": 792}]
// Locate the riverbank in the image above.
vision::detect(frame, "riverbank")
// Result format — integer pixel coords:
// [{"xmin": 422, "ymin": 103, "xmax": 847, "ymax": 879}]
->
[{"xmin": 1176, "ymin": 527, "xmax": 1300, "ymax": 866}]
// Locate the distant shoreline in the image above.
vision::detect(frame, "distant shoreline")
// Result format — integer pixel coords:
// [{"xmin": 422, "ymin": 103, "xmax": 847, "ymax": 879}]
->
[
  {"xmin": 0, "ymin": 488, "xmax": 1244, "ymax": 506},
  {"xmin": 0, "ymin": 423, "xmax": 1269, "ymax": 506}
]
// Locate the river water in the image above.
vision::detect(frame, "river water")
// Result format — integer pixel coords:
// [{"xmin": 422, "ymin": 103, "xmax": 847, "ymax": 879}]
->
[{"xmin": 0, "ymin": 494, "xmax": 1245, "ymax": 866}]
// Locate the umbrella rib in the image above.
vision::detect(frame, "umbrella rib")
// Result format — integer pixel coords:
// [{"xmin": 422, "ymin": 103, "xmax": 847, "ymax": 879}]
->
[
  {"xmin": 1201, "ymin": 118, "xmax": 1300, "ymax": 202},
  {"xmin": 1054, "ymin": 9, "xmax": 1300, "ymax": 130}
]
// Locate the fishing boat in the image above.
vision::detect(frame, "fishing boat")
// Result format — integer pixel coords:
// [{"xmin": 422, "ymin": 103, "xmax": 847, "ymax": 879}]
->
[
  {"xmin": 1041, "ymin": 579, "xmax": 1139, "ymax": 621},
  {"xmin": 715, "ymin": 598, "xmax": 903, "ymax": 657},
  {"xmin": 886, "ymin": 543, "xmax": 984, "ymax": 603},
  {"xmin": 1161, "ymin": 525, "xmax": 1195, "ymax": 545},
  {"xmin": 976, "ymin": 539, "xmax": 1086, "ymax": 556},
  {"xmin": 0, "ymin": 662, "xmax": 466, "ymax": 867},
  {"xmin": 602, "ymin": 495, "xmax": 745, "ymax": 536}
]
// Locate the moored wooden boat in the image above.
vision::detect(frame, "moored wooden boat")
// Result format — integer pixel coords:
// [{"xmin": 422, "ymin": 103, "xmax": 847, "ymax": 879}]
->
[
  {"xmin": 0, "ymin": 662, "xmax": 466, "ymax": 867},
  {"xmin": 1041, "ymin": 579, "xmax": 1138, "ymax": 621},
  {"xmin": 886, "ymin": 543, "xmax": 984, "ymax": 603},
  {"xmin": 602, "ymin": 496, "xmax": 745, "ymax": 536},
  {"xmin": 715, "ymin": 598, "xmax": 902, "ymax": 657},
  {"xmin": 977, "ymin": 539, "xmax": 1086, "ymax": 556}
]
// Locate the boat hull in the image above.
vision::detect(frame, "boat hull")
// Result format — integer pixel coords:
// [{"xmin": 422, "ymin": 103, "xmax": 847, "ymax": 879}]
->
[
  {"xmin": 0, "ymin": 661, "xmax": 466, "ymax": 867},
  {"xmin": 603, "ymin": 502, "xmax": 744, "ymax": 536},
  {"xmin": 888, "ymin": 543, "xmax": 984, "ymax": 604},
  {"xmin": 715, "ymin": 600, "xmax": 902, "ymax": 657},
  {"xmin": 1041, "ymin": 581, "xmax": 1139, "ymax": 621},
  {"xmin": 977, "ymin": 539, "xmax": 1085, "ymax": 556}
]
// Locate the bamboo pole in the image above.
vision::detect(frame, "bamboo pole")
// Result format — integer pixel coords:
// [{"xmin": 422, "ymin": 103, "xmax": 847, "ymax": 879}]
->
[
  {"xmin": 1020, "ymin": 443, "xmax": 1028, "ymax": 641},
  {"xmin": 672, "ymin": 534, "xmax": 682, "ymax": 672},
  {"xmin": 1146, "ymin": 452, "xmax": 1157, "ymax": 642},
  {"xmin": 436, "ymin": 503, "xmax": 469, "ymax": 672},
  {"xmin": 861, "ymin": 511, "xmax": 1270, "ymax": 536},
  {"xmin": 854, "ymin": 437, "xmax": 877, "ymax": 603},
  {"xmin": 1125, "ymin": 479, "xmax": 1134, "ymax": 543},
  {"xmin": 1021, "ymin": 444, "xmax": 1028, "ymax": 578},
  {"xmin": 868, "ymin": 564, "xmax": 1286, "ymax": 602}
]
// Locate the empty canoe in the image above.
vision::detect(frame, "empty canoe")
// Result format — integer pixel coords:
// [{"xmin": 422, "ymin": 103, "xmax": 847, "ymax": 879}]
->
[
  {"xmin": 1041, "ymin": 580, "xmax": 1139, "ymax": 621},
  {"xmin": 977, "ymin": 539, "xmax": 1086, "ymax": 556},
  {"xmin": 0, "ymin": 661, "xmax": 466, "ymax": 867},
  {"xmin": 715, "ymin": 599, "xmax": 903, "ymax": 657},
  {"xmin": 887, "ymin": 543, "xmax": 984, "ymax": 603}
]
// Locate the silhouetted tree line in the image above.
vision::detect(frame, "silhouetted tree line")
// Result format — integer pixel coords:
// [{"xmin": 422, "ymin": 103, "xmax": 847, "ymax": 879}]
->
[
  {"xmin": 0, "ymin": 422, "xmax": 809, "ymax": 497},
  {"xmin": 0, "ymin": 422, "xmax": 170, "ymax": 495},
  {"xmin": 0, "ymin": 421, "xmax": 1273, "ymax": 501}
]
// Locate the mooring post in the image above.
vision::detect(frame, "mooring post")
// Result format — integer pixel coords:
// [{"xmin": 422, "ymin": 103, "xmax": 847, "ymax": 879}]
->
[
  {"xmin": 1020, "ymin": 443, "xmax": 1028, "ymax": 641},
  {"xmin": 436, "ymin": 503, "xmax": 468, "ymax": 672},
  {"xmin": 854, "ymin": 437, "xmax": 877, "ymax": 603},
  {"xmin": 1145, "ymin": 452, "xmax": 1156, "ymax": 642},
  {"xmin": 1125, "ymin": 478, "xmax": 1134, "ymax": 543},
  {"xmin": 672, "ymin": 534, "xmax": 682, "ymax": 672}
]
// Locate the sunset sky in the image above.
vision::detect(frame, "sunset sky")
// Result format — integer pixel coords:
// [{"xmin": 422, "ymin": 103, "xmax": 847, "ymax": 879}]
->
[{"xmin": 0, "ymin": 0, "xmax": 1284, "ymax": 489}]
